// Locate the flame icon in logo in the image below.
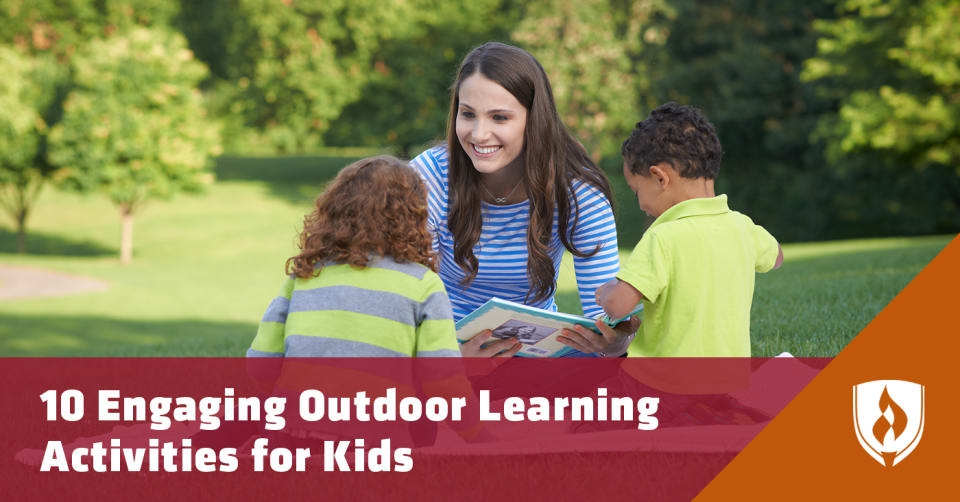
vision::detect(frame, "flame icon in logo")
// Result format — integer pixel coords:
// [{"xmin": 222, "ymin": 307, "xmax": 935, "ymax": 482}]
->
[
  {"xmin": 871, "ymin": 386, "xmax": 907, "ymax": 466},
  {"xmin": 853, "ymin": 380, "xmax": 924, "ymax": 467}
]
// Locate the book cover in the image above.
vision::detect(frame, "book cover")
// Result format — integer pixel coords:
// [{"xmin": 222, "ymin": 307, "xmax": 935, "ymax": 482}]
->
[{"xmin": 455, "ymin": 298, "xmax": 643, "ymax": 357}]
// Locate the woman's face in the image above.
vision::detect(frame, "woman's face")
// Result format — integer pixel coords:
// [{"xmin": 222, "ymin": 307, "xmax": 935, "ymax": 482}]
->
[{"xmin": 455, "ymin": 73, "xmax": 528, "ymax": 176}]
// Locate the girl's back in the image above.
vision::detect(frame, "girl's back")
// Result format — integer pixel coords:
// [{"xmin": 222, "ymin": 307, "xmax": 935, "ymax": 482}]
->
[
  {"xmin": 247, "ymin": 156, "xmax": 460, "ymax": 359},
  {"xmin": 253, "ymin": 257, "xmax": 457, "ymax": 357}
]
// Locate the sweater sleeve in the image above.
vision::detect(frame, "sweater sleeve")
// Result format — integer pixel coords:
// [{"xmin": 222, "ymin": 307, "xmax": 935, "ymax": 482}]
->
[
  {"xmin": 414, "ymin": 272, "xmax": 460, "ymax": 357},
  {"xmin": 246, "ymin": 276, "xmax": 294, "ymax": 357},
  {"xmin": 568, "ymin": 181, "xmax": 620, "ymax": 319}
]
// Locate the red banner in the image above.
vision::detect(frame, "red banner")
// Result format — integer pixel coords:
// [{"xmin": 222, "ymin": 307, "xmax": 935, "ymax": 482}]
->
[{"xmin": 1, "ymin": 357, "xmax": 825, "ymax": 500}]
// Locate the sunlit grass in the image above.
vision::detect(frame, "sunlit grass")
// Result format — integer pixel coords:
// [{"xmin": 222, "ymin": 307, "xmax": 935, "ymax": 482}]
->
[
  {"xmin": 556, "ymin": 235, "xmax": 952, "ymax": 356},
  {"xmin": 0, "ymin": 156, "xmax": 953, "ymax": 357}
]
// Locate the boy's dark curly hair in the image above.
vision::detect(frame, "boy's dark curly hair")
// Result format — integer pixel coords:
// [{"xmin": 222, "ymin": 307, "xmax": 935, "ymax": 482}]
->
[
  {"xmin": 286, "ymin": 155, "xmax": 435, "ymax": 279},
  {"xmin": 621, "ymin": 102, "xmax": 723, "ymax": 179}
]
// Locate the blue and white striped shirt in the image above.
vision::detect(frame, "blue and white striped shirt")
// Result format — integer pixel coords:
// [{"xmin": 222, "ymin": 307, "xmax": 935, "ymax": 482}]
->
[{"xmin": 412, "ymin": 146, "xmax": 620, "ymax": 321}]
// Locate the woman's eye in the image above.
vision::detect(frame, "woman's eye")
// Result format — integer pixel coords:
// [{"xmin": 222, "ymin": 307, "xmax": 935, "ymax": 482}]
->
[
  {"xmin": 459, "ymin": 110, "xmax": 475, "ymax": 119},
  {"xmin": 493, "ymin": 114, "xmax": 508, "ymax": 121}
]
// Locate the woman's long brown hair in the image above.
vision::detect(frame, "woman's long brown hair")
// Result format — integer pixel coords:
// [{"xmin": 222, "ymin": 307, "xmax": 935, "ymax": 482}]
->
[
  {"xmin": 286, "ymin": 156, "xmax": 435, "ymax": 278},
  {"xmin": 446, "ymin": 42, "xmax": 614, "ymax": 303}
]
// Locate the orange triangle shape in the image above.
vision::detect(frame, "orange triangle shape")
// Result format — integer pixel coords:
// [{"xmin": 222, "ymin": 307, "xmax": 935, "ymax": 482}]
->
[{"xmin": 697, "ymin": 235, "xmax": 960, "ymax": 499}]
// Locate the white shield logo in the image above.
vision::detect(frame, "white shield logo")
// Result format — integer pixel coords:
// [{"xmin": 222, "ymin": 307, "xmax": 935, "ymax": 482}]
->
[{"xmin": 852, "ymin": 380, "xmax": 924, "ymax": 467}]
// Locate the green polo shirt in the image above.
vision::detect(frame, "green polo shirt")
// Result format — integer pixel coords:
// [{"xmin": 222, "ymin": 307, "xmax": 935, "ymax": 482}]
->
[{"xmin": 618, "ymin": 195, "xmax": 779, "ymax": 357}]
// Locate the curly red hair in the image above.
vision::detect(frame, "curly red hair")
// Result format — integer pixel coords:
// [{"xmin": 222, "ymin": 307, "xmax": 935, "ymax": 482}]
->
[{"xmin": 286, "ymin": 156, "xmax": 436, "ymax": 278}]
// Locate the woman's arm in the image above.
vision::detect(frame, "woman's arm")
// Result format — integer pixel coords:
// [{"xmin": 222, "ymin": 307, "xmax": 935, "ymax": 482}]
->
[
  {"xmin": 410, "ymin": 147, "xmax": 449, "ymax": 252},
  {"xmin": 568, "ymin": 181, "xmax": 620, "ymax": 319},
  {"xmin": 558, "ymin": 182, "xmax": 638, "ymax": 355}
]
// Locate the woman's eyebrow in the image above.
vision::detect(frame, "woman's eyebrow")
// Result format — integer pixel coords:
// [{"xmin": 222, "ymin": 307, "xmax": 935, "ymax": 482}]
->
[{"xmin": 458, "ymin": 103, "xmax": 516, "ymax": 115}]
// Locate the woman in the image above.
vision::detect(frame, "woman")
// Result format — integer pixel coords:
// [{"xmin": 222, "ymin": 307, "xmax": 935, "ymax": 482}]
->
[{"xmin": 411, "ymin": 42, "xmax": 638, "ymax": 357}]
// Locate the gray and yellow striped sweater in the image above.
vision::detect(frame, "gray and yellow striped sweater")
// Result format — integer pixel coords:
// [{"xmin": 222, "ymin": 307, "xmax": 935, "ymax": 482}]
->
[{"xmin": 247, "ymin": 257, "xmax": 460, "ymax": 358}]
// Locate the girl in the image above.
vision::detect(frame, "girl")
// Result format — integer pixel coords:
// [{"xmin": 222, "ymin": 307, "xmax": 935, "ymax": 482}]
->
[
  {"xmin": 411, "ymin": 42, "xmax": 638, "ymax": 357},
  {"xmin": 247, "ymin": 155, "xmax": 465, "ymax": 358}
]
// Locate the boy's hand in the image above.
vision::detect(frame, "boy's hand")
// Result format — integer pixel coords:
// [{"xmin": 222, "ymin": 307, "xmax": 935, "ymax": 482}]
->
[
  {"xmin": 459, "ymin": 330, "xmax": 522, "ymax": 357},
  {"xmin": 773, "ymin": 244, "xmax": 784, "ymax": 270},
  {"xmin": 557, "ymin": 316, "xmax": 640, "ymax": 357}
]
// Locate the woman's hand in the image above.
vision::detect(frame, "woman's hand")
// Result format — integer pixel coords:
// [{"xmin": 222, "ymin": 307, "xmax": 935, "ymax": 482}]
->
[
  {"xmin": 557, "ymin": 316, "xmax": 640, "ymax": 357},
  {"xmin": 459, "ymin": 330, "xmax": 522, "ymax": 357}
]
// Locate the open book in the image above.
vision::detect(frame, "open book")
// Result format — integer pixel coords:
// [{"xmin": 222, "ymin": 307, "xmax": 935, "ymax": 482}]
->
[{"xmin": 455, "ymin": 298, "xmax": 643, "ymax": 357}]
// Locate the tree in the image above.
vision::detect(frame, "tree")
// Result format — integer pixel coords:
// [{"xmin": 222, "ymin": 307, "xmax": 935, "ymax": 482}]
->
[
  {"xmin": 0, "ymin": 0, "xmax": 178, "ymax": 56},
  {"xmin": 0, "ymin": 0, "xmax": 171, "ymax": 253},
  {"xmin": 48, "ymin": 27, "xmax": 221, "ymax": 264},
  {"xmin": 513, "ymin": 0, "xmax": 673, "ymax": 160},
  {"xmin": 0, "ymin": 47, "xmax": 64, "ymax": 253},
  {"xmin": 177, "ymin": 0, "xmax": 420, "ymax": 153},
  {"xmin": 651, "ymin": 0, "xmax": 837, "ymax": 241},
  {"xmin": 803, "ymin": 0, "xmax": 960, "ymax": 236},
  {"xmin": 323, "ymin": 0, "xmax": 523, "ymax": 156}
]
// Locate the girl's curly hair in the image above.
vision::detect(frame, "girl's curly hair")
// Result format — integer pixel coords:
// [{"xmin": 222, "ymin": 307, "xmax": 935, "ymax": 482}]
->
[{"xmin": 286, "ymin": 155, "xmax": 436, "ymax": 278}]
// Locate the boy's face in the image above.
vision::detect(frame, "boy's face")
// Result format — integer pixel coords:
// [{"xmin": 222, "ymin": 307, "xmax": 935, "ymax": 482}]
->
[{"xmin": 623, "ymin": 161, "xmax": 665, "ymax": 218}]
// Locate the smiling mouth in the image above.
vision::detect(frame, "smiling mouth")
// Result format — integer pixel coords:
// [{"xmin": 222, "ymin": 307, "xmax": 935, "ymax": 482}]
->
[{"xmin": 472, "ymin": 144, "xmax": 502, "ymax": 156}]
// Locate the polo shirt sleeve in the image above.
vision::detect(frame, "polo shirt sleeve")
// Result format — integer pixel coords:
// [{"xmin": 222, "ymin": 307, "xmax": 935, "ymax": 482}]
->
[
  {"xmin": 752, "ymin": 224, "xmax": 779, "ymax": 273},
  {"xmin": 617, "ymin": 230, "xmax": 669, "ymax": 303}
]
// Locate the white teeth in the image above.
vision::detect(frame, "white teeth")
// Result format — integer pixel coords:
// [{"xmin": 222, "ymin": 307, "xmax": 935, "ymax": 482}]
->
[{"xmin": 474, "ymin": 145, "xmax": 501, "ymax": 154}]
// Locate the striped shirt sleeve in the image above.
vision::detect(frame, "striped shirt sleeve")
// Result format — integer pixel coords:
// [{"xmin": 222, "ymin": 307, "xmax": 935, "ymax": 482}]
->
[
  {"xmin": 414, "ymin": 272, "xmax": 461, "ymax": 357},
  {"xmin": 568, "ymin": 180, "xmax": 620, "ymax": 319},
  {"xmin": 247, "ymin": 276, "xmax": 294, "ymax": 357},
  {"xmin": 411, "ymin": 147, "xmax": 448, "ymax": 253}
]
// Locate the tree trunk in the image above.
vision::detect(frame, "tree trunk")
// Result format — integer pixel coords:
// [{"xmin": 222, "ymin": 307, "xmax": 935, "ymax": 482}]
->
[
  {"xmin": 120, "ymin": 209, "xmax": 134, "ymax": 265},
  {"xmin": 16, "ymin": 214, "xmax": 26, "ymax": 254}
]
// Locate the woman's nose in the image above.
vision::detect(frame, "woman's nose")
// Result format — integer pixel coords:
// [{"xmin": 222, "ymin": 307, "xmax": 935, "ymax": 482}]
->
[{"xmin": 472, "ymin": 119, "xmax": 491, "ymax": 142}]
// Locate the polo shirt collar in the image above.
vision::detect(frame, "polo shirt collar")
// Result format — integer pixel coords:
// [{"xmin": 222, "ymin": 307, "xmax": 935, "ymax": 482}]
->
[{"xmin": 649, "ymin": 194, "xmax": 730, "ymax": 229}]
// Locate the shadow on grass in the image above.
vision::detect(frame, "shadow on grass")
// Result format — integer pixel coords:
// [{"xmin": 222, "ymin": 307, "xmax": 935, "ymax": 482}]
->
[
  {"xmin": 215, "ymin": 155, "xmax": 366, "ymax": 206},
  {"xmin": 0, "ymin": 315, "xmax": 256, "ymax": 357},
  {"xmin": 0, "ymin": 228, "xmax": 115, "ymax": 256}
]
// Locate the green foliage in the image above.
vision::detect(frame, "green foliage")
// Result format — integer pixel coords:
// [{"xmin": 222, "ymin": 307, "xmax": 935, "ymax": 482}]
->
[
  {"xmin": 2, "ymin": 0, "xmax": 955, "ymax": 244},
  {"xmin": 327, "ymin": 0, "xmax": 673, "ymax": 160},
  {"xmin": 803, "ymin": 0, "xmax": 960, "ymax": 235},
  {"xmin": 177, "ymin": 0, "xmax": 421, "ymax": 153},
  {"xmin": 514, "ymin": 0, "xmax": 672, "ymax": 159},
  {"xmin": 0, "ymin": 45, "xmax": 65, "ymax": 252},
  {"xmin": 805, "ymin": 0, "xmax": 960, "ymax": 165},
  {"xmin": 0, "ymin": 0, "xmax": 178, "ymax": 55},
  {"xmin": 0, "ymin": 47, "xmax": 41, "ymax": 177},
  {"xmin": 49, "ymin": 27, "xmax": 220, "ymax": 211},
  {"xmin": 48, "ymin": 27, "xmax": 220, "ymax": 262},
  {"xmin": 324, "ymin": 0, "xmax": 522, "ymax": 156},
  {"xmin": 647, "ymin": 0, "xmax": 837, "ymax": 242}
]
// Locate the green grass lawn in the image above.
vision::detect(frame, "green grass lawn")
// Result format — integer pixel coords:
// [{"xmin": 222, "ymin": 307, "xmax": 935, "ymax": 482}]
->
[{"xmin": 0, "ymin": 156, "xmax": 953, "ymax": 357}]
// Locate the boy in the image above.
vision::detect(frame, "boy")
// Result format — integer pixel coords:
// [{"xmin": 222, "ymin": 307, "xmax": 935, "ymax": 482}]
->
[{"xmin": 596, "ymin": 102, "xmax": 783, "ymax": 357}]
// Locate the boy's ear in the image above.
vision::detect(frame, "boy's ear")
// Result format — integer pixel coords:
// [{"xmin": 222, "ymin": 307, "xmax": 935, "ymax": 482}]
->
[{"xmin": 649, "ymin": 164, "xmax": 671, "ymax": 189}]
